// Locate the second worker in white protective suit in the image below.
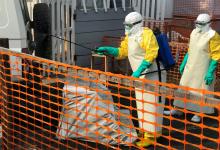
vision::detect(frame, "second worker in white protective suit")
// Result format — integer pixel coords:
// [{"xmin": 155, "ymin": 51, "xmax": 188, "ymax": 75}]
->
[
  {"xmin": 96, "ymin": 12, "xmax": 166, "ymax": 148},
  {"xmin": 164, "ymin": 14, "xmax": 220, "ymax": 123}
]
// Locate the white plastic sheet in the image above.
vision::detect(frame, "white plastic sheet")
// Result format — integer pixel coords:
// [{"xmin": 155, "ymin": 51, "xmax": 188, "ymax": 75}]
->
[{"xmin": 56, "ymin": 78, "xmax": 137, "ymax": 145}]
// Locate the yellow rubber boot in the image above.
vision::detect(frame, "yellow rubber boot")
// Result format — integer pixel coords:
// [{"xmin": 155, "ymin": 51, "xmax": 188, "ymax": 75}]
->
[{"xmin": 136, "ymin": 132, "xmax": 155, "ymax": 148}]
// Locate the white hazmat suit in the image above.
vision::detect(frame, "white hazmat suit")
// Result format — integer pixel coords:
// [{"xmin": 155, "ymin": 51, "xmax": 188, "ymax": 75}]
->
[{"xmin": 97, "ymin": 12, "xmax": 166, "ymax": 147}]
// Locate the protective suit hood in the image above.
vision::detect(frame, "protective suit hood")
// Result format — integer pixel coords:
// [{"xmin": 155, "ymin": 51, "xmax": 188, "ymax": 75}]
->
[
  {"xmin": 195, "ymin": 13, "xmax": 211, "ymax": 33},
  {"xmin": 124, "ymin": 12, "xmax": 143, "ymax": 36}
]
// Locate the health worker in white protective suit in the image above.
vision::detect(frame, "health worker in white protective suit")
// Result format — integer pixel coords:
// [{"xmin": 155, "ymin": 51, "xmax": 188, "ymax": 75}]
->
[
  {"xmin": 96, "ymin": 12, "xmax": 166, "ymax": 147},
  {"xmin": 165, "ymin": 14, "xmax": 220, "ymax": 123}
]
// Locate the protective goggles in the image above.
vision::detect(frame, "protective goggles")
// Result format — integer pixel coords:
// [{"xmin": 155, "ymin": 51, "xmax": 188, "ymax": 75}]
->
[
  {"xmin": 123, "ymin": 20, "xmax": 142, "ymax": 28},
  {"xmin": 195, "ymin": 21, "xmax": 211, "ymax": 26}
]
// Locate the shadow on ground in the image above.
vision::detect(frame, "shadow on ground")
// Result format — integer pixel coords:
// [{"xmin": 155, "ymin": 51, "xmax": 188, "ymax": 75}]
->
[{"xmin": 1, "ymin": 81, "xmax": 219, "ymax": 150}]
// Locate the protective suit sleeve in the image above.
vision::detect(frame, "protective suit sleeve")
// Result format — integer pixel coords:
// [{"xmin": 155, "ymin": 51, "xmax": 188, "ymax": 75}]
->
[
  {"xmin": 117, "ymin": 36, "xmax": 128, "ymax": 59},
  {"xmin": 209, "ymin": 32, "xmax": 220, "ymax": 61},
  {"xmin": 140, "ymin": 28, "xmax": 159, "ymax": 63},
  {"xmin": 204, "ymin": 59, "xmax": 218, "ymax": 85}
]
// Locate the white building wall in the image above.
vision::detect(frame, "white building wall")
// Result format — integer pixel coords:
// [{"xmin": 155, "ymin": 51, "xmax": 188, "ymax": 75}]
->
[{"xmin": 165, "ymin": 0, "xmax": 173, "ymax": 18}]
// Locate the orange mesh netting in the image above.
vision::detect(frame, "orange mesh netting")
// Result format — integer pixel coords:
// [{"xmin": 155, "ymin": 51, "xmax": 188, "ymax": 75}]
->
[{"xmin": 0, "ymin": 46, "xmax": 220, "ymax": 150}]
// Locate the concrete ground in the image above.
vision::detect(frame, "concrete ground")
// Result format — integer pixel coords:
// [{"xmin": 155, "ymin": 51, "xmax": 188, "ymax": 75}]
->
[
  {"xmin": 3, "ymin": 113, "xmax": 219, "ymax": 150},
  {"xmin": 1, "ymin": 81, "xmax": 219, "ymax": 149},
  {"xmin": 111, "ymin": 85, "xmax": 220, "ymax": 150}
]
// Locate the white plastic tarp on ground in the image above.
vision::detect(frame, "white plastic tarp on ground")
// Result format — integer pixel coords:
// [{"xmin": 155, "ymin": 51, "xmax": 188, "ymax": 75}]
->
[{"xmin": 56, "ymin": 78, "xmax": 137, "ymax": 145}]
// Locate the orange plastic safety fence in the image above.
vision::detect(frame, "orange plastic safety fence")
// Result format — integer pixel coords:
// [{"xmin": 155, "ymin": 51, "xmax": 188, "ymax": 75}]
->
[
  {"xmin": 0, "ymin": 47, "xmax": 220, "ymax": 150},
  {"xmin": 167, "ymin": 42, "xmax": 188, "ymax": 85}
]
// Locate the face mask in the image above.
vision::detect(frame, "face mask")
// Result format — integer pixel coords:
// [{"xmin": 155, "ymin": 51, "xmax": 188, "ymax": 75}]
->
[
  {"xmin": 124, "ymin": 20, "xmax": 142, "ymax": 36},
  {"xmin": 125, "ymin": 25, "xmax": 132, "ymax": 35},
  {"xmin": 195, "ymin": 22, "xmax": 211, "ymax": 33}
]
